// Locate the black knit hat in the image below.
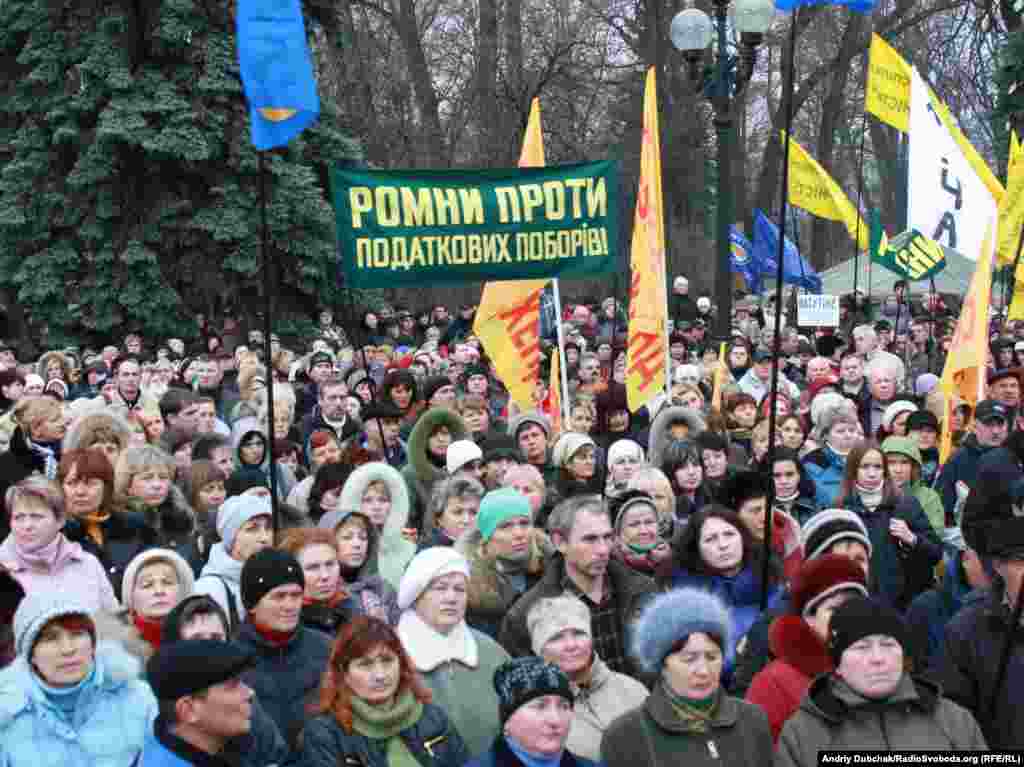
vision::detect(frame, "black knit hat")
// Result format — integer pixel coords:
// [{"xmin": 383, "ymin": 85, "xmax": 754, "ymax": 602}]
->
[
  {"xmin": 423, "ymin": 375, "xmax": 452, "ymax": 404},
  {"xmin": 801, "ymin": 509, "xmax": 872, "ymax": 561},
  {"xmin": 493, "ymin": 657, "xmax": 573, "ymax": 724},
  {"xmin": 827, "ymin": 596, "xmax": 909, "ymax": 664},
  {"xmin": 905, "ymin": 410, "xmax": 939, "ymax": 433},
  {"xmin": 240, "ymin": 549, "xmax": 305, "ymax": 610},
  {"xmin": 147, "ymin": 639, "xmax": 255, "ymax": 701},
  {"xmin": 481, "ymin": 434, "xmax": 523, "ymax": 465}
]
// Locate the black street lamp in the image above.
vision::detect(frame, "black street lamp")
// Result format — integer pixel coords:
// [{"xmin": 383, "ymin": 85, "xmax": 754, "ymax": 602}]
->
[{"xmin": 670, "ymin": 0, "xmax": 774, "ymax": 344}]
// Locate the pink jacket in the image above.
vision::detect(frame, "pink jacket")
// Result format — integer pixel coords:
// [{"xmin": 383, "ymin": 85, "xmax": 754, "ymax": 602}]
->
[{"xmin": 0, "ymin": 534, "xmax": 119, "ymax": 613}]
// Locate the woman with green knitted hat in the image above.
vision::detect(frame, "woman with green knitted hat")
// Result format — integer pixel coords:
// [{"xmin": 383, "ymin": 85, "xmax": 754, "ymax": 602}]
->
[
  {"xmin": 881, "ymin": 436, "xmax": 944, "ymax": 536},
  {"xmin": 301, "ymin": 615, "xmax": 470, "ymax": 767}
]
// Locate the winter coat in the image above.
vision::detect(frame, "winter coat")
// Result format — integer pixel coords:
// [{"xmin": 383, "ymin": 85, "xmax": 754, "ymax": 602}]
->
[
  {"xmin": 401, "ymin": 407, "xmax": 468, "ymax": 534},
  {"xmin": 775, "ymin": 674, "xmax": 987, "ymax": 767},
  {"xmin": 499, "ymin": 555, "xmax": 655, "ymax": 676},
  {"xmin": 456, "ymin": 526, "xmax": 553, "ymax": 639},
  {"xmin": 230, "ymin": 426, "xmax": 296, "ymax": 502},
  {"xmin": 92, "ymin": 610, "xmax": 157, "ymax": 666},
  {"xmin": 0, "ymin": 534, "xmax": 119, "ymax": 614},
  {"xmin": 338, "ymin": 462, "xmax": 417, "ymax": 591},
  {"xmin": 801, "ymin": 445, "xmax": 845, "ymax": 509},
  {"xmin": 301, "ymin": 700, "xmax": 470, "ymax": 767},
  {"xmin": 116, "ymin": 488, "xmax": 203, "ymax": 578},
  {"xmin": 773, "ymin": 495, "xmax": 819, "ymax": 528},
  {"xmin": 906, "ymin": 554, "xmax": 987, "ymax": 679},
  {"xmin": 62, "ymin": 506, "xmax": 172, "ymax": 602},
  {"xmin": 745, "ymin": 615, "xmax": 833, "ymax": 742},
  {"xmin": 399, "ymin": 611, "xmax": 510, "ymax": 758},
  {"xmin": 941, "ymin": 588, "xmax": 1024, "ymax": 749},
  {"xmin": 300, "ymin": 404, "xmax": 358, "ymax": 452},
  {"xmin": 670, "ymin": 293, "xmax": 699, "ymax": 324},
  {"xmin": 565, "ymin": 656, "xmax": 648, "ymax": 763},
  {"xmin": 647, "ymin": 406, "xmax": 705, "ymax": 470},
  {"xmin": 467, "ymin": 736, "xmax": 600, "ymax": 767},
  {"xmin": 906, "ymin": 481, "xmax": 944, "ymax": 535},
  {"xmin": 0, "ymin": 410, "xmax": 17, "ymax": 458},
  {"xmin": 0, "ymin": 641, "xmax": 157, "ymax": 767},
  {"xmin": 730, "ymin": 599, "xmax": 789, "ymax": 699},
  {"xmin": 0, "ymin": 426, "xmax": 51, "ymax": 541},
  {"xmin": 663, "ymin": 564, "xmax": 784, "ymax": 685},
  {"xmin": 934, "ymin": 434, "xmax": 997, "ymax": 526},
  {"xmin": 601, "ymin": 681, "xmax": 771, "ymax": 767},
  {"xmin": 235, "ymin": 620, "xmax": 332, "ymax": 750},
  {"xmin": 192, "ymin": 542, "xmax": 246, "ymax": 626},
  {"xmin": 842, "ymin": 494, "xmax": 941, "ymax": 611}
]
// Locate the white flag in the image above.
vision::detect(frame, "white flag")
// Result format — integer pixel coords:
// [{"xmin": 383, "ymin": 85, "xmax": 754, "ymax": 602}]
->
[{"xmin": 907, "ymin": 68, "xmax": 997, "ymax": 261}]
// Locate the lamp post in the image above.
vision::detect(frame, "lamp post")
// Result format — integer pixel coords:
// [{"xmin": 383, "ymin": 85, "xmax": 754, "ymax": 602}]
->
[{"xmin": 670, "ymin": 0, "xmax": 774, "ymax": 346}]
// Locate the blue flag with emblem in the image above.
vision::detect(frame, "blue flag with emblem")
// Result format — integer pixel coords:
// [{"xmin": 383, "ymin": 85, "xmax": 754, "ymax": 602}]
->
[
  {"xmin": 753, "ymin": 209, "xmax": 822, "ymax": 293},
  {"xmin": 774, "ymin": 0, "xmax": 876, "ymax": 12},
  {"xmin": 729, "ymin": 227, "xmax": 761, "ymax": 293},
  {"xmin": 237, "ymin": 0, "xmax": 320, "ymax": 150}
]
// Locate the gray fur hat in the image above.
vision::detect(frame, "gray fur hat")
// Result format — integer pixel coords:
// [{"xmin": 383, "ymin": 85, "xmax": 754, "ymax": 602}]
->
[{"xmin": 631, "ymin": 587, "xmax": 731, "ymax": 674}]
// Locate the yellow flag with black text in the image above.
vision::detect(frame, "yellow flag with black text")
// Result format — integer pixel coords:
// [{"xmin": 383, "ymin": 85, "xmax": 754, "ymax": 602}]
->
[
  {"xmin": 474, "ymin": 98, "xmax": 550, "ymax": 409},
  {"xmin": 865, "ymin": 34, "xmax": 911, "ymax": 133},
  {"xmin": 626, "ymin": 68, "xmax": 668, "ymax": 412},
  {"xmin": 939, "ymin": 217, "xmax": 995, "ymax": 462},
  {"xmin": 784, "ymin": 132, "xmax": 871, "ymax": 252}
]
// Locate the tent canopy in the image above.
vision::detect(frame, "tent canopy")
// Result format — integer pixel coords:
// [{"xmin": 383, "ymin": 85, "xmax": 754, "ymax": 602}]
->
[{"xmin": 817, "ymin": 245, "xmax": 981, "ymax": 297}]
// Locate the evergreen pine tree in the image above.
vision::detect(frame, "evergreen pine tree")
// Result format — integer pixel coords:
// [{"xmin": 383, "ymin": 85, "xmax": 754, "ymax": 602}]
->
[{"xmin": 0, "ymin": 0, "xmax": 361, "ymax": 349}]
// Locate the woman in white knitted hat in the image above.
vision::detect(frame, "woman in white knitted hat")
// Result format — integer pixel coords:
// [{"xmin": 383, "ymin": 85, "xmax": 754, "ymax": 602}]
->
[
  {"xmin": 396, "ymin": 546, "xmax": 510, "ymax": 758},
  {"xmin": 527, "ymin": 594, "xmax": 647, "ymax": 762},
  {"xmin": 0, "ymin": 591, "xmax": 156, "ymax": 766},
  {"xmin": 93, "ymin": 547, "xmax": 194, "ymax": 663},
  {"xmin": 551, "ymin": 432, "xmax": 601, "ymax": 504}
]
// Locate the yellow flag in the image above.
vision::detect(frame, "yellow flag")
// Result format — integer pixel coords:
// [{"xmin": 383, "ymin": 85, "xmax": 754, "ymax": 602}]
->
[
  {"xmin": 626, "ymin": 68, "xmax": 668, "ymax": 412},
  {"xmin": 939, "ymin": 217, "xmax": 996, "ymax": 463},
  {"xmin": 474, "ymin": 98, "xmax": 549, "ymax": 409},
  {"xmin": 710, "ymin": 342, "xmax": 727, "ymax": 414},
  {"xmin": 1000, "ymin": 131, "xmax": 1024, "ymax": 281},
  {"xmin": 865, "ymin": 34, "xmax": 911, "ymax": 133},
  {"xmin": 549, "ymin": 349, "xmax": 562, "ymax": 435},
  {"xmin": 784, "ymin": 132, "xmax": 871, "ymax": 252}
]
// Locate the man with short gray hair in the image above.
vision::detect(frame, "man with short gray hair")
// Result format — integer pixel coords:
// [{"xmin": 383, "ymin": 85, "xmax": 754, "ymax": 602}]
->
[
  {"xmin": 670, "ymin": 275, "xmax": 698, "ymax": 324},
  {"xmin": 498, "ymin": 495, "xmax": 655, "ymax": 673}
]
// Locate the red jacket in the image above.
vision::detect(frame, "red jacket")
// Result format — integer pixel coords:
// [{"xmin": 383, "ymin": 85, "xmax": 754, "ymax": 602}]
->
[{"xmin": 745, "ymin": 614, "xmax": 833, "ymax": 742}]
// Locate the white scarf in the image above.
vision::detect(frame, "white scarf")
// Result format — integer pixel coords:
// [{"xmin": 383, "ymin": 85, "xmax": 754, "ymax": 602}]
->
[{"xmin": 397, "ymin": 609, "xmax": 478, "ymax": 672}]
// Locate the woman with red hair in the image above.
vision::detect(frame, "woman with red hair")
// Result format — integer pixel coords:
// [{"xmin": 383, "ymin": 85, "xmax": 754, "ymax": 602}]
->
[{"xmin": 301, "ymin": 616, "xmax": 469, "ymax": 767}]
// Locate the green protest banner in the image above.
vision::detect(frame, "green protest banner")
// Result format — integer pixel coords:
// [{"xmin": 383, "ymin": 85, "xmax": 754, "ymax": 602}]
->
[
  {"xmin": 869, "ymin": 212, "xmax": 947, "ymax": 282},
  {"xmin": 332, "ymin": 161, "xmax": 620, "ymax": 288}
]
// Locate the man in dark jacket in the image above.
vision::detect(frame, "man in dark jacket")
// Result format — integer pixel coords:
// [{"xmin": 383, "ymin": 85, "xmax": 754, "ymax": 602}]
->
[
  {"xmin": 934, "ymin": 399, "xmax": 1009, "ymax": 527},
  {"xmin": 499, "ymin": 495, "xmax": 655, "ymax": 675},
  {"xmin": 669, "ymin": 276, "xmax": 698, "ymax": 325},
  {"xmin": 235, "ymin": 549, "xmax": 332, "ymax": 751},
  {"xmin": 300, "ymin": 375, "xmax": 356, "ymax": 448}
]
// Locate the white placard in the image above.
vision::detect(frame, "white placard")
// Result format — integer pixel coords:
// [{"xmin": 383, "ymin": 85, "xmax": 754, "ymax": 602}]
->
[{"xmin": 797, "ymin": 294, "xmax": 839, "ymax": 327}]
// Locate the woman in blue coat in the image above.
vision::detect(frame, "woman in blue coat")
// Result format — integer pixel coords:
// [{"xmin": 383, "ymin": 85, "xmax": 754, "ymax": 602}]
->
[
  {"xmin": 802, "ymin": 399, "xmax": 861, "ymax": 508},
  {"xmin": 657, "ymin": 506, "xmax": 783, "ymax": 686},
  {"xmin": 0, "ymin": 592, "xmax": 156, "ymax": 767}
]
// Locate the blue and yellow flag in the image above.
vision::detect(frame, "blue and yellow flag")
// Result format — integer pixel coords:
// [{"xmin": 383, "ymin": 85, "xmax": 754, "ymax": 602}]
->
[
  {"xmin": 775, "ymin": 0, "xmax": 875, "ymax": 11},
  {"xmin": 237, "ymin": 0, "xmax": 320, "ymax": 150}
]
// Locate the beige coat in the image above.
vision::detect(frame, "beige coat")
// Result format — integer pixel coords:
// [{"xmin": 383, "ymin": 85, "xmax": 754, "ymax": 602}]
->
[{"xmin": 566, "ymin": 656, "xmax": 649, "ymax": 763}]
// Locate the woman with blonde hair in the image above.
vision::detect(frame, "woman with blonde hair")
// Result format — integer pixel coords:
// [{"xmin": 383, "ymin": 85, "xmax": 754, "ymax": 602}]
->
[
  {"xmin": 114, "ymin": 445, "xmax": 199, "ymax": 574},
  {"xmin": 0, "ymin": 396, "xmax": 66, "ymax": 538}
]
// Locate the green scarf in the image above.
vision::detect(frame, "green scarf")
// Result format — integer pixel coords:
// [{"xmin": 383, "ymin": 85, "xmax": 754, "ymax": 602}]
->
[
  {"xmin": 662, "ymin": 680, "xmax": 720, "ymax": 734},
  {"xmin": 351, "ymin": 691, "xmax": 424, "ymax": 767}
]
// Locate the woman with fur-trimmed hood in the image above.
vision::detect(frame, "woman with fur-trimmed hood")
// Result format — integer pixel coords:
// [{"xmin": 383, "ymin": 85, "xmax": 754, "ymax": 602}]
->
[
  {"xmin": 401, "ymin": 406, "xmax": 468, "ymax": 533},
  {"xmin": 647, "ymin": 405, "xmax": 706, "ymax": 471},
  {"xmin": 62, "ymin": 409, "xmax": 133, "ymax": 467},
  {"xmin": 337, "ymin": 461, "xmax": 416, "ymax": 591},
  {"xmin": 36, "ymin": 350, "xmax": 71, "ymax": 385},
  {"xmin": 455, "ymin": 487, "xmax": 555, "ymax": 639}
]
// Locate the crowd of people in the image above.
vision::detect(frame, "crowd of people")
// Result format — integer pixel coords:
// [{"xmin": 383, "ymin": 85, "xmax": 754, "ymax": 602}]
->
[{"xmin": 0, "ymin": 275, "xmax": 1019, "ymax": 766}]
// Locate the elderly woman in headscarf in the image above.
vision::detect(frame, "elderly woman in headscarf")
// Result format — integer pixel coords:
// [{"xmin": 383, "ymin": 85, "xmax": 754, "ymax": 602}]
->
[
  {"xmin": 601, "ymin": 588, "xmax": 771, "ymax": 767},
  {"xmin": 527, "ymin": 595, "xmax": 648, "ymax": 762},
  {"xmin": 396, "ymin": 547, "xmax": 511, "ymax": 757}
]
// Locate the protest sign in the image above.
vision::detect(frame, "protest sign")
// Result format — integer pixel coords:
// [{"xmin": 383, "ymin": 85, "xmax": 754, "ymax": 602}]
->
[
  {"xmin": 797, "ymin": 294, "xmax": 839, "ymax": 327},
  {"xmin": 333, "ymin": 161, "xmax": 620, "ymax": 288}
]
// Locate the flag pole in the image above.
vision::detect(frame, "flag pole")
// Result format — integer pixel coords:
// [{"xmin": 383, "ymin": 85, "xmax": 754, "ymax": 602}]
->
[
  {"xmin": 258, "ymin": 151, "xmax": 280, "ymax": 535},
  {"xmin": 763, "ymin": 8, "xmax": 800, "ymax": 611},
  {"xmin": 551, "ymin": 278, "xmax": 571, "ymax": 426}
]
